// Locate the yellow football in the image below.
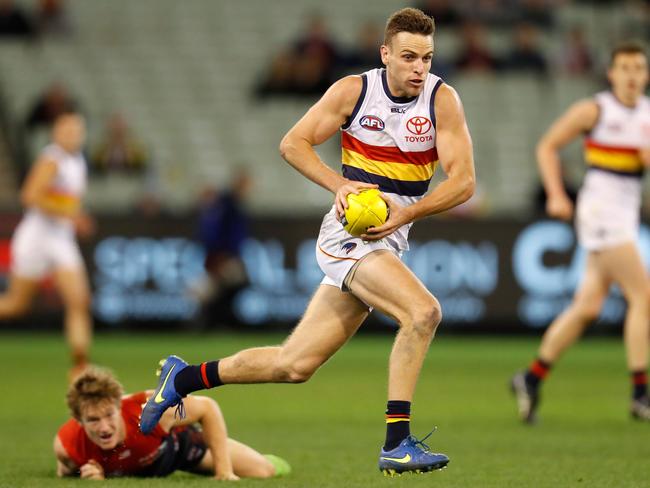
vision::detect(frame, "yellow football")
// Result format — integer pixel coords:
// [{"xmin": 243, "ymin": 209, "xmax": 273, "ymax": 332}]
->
[{"xmin": 343, "ymin": 189, "xmax": 388, "ymax": 237}]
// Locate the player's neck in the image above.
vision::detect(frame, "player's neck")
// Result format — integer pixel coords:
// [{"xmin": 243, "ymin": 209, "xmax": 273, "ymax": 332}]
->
[
  {"xmin": 387, "ymin": 80, "xmax": 405, "ymax": 98},
  {"xmin": 54, "ymin": 142, "xmax": 77, "ymax": 155},
  {"xmin": 611, "ymin": 89, "xmax": 639, "ymax": 108},
  {"xmin": 384, "ymin": 71, "xmax": 410, "ymax": 99}
]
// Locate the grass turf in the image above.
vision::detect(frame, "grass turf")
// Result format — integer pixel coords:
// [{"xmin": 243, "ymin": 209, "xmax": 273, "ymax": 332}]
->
[{"xmin": 0, "ymin": 332, "xmax": 648, "ymax": 488}]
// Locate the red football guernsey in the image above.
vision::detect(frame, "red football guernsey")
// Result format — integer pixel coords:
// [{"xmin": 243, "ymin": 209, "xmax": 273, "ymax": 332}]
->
[{"xmin": 57, "ymin": 392, "xmax": 168, "ymax": 476}]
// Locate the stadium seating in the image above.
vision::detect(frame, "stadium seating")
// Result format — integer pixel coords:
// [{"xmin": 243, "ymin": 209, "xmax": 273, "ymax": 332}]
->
[{"xmin": 0, "ymin": 0, "xmax": 642, "ymax": 215}]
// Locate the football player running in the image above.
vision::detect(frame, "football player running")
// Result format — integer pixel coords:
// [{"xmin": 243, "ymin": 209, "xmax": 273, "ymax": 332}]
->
[{"xmin": 141, "ymin": 8, "xmax": 474, "ymax": 476}]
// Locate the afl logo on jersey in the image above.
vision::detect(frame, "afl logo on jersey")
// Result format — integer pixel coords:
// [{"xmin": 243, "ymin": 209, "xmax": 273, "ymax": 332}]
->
[
  {"xmin": 360, "ymin": 115, "xmax": 385, "ymax": 131},
  {"xmin": 406, "ymin": 116, "xmax": 432, "ymax": 135}
]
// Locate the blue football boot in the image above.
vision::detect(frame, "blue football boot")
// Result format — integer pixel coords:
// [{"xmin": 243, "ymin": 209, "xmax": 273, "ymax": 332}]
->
[
  {"xmin": 378, "ymin": 431, "xmax": 449, "ymax": 476},
  {"xmin": 140, "ymin": 355, "xmax": 188, "ymax": 434}
]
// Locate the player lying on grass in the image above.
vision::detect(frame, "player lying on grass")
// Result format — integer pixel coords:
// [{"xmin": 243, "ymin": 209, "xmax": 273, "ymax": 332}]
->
[{"xmin": 53, "ymin": 368, "xmax": 290, "ymax": 480}]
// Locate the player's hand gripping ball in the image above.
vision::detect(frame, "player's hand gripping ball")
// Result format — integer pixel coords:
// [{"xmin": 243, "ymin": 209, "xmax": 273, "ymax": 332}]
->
[{"xmin": 342, "ymin": 189, "xmax": 388, "ymax": 237}]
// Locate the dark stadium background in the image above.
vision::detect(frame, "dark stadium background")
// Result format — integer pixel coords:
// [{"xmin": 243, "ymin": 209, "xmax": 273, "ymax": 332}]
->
[{"xmin": 3, "ymin": 212, "xmax": 647, "ymax": 333}]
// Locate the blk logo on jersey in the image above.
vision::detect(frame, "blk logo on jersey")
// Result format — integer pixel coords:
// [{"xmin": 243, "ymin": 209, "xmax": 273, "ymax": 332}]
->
[{"xmin": 360, "ymin": 115, "xmax": 385, "ymax": 131}]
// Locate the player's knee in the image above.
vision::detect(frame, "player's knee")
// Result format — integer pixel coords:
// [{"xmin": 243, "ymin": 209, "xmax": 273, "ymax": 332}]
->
[
  {"xmin": 285, "ymin": 362, "xmax": 316, "ymax": 383},
  {"xmin": 627, "ymin": 293, "xmax": 650, "ymax": 314},
  {"xmin": 278, "ymin": 357, "xmax": 318, "ymax": 384},
  {"xmin": 4, "ymin": 295, "xmax": 31, "ymax": 317},
  {"xmin": 574, "ymin": 300, "xmax": 601, "ymax": 323},
  {"xmin": 405, "ymin": 298, "xmax": 442, "ymax": 336},
  {"xmin": 65, "ymin": 292, "xmax": 91, "ymax": 311}
]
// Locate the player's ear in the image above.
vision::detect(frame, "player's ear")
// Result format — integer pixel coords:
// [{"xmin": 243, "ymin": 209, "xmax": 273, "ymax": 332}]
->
[{"xmin": 380, "ymin": 44, "xmax": 390, "ymax": 66}]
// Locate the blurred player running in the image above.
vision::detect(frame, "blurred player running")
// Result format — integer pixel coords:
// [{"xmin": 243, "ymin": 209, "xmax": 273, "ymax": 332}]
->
[
  {"xmin": 54, "ymin": 368, "xmax": 290, "ymax": 480},
  {"xmin": 0, "ymin": 112, "xmax": 94, "ymax": 380},
  {"xmin": 512, "ymin": 42, "xmax": 650, "ymax": 423},
  {"xmin": 141, "ymin": 8, "xmax": 475, "ymax": 476}
]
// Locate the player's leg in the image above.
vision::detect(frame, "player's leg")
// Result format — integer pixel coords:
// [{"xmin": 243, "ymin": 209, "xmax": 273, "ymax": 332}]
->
[
  {"xmin": 0, "ymin": 273, "xmax": 39, "ymax": 318},
  {"xmin": 195, "ymin": 438, "xmax": 288, "ymax": 478},
  {"xmin": 345, "ymin": 250, "xmax": 448, "ymax": 473},
  {"xmin": 217, "ymin": 285, "xmax": 368, "ymax": 384},
  {"xmin": 348, "ymin": 251, "xmax": 439, "ymax": 401},
  {"xmin": 53, "ymin": 266, "xmax": 93, "ymax": 379},
  {"xmin": 1, "ymin": 221, "xmax": 45, "ymax": 318},
  {"xmin": 596, "ymin": 243, "xmax": 650, "ymax": 419},
  {"xmin": 140, "ymin": 285, "xmax": 369, "ymax": 433},
  {"xmin": 512, "ymin": 252, "xmax": 609, "ymax": 423},
  {"xmin": 539, "ymin": 252, "xmax": 610, "ymax": 362},
  {"xmin": 598, "ymin": 243, "xmax": 650, "ymax": 371}
]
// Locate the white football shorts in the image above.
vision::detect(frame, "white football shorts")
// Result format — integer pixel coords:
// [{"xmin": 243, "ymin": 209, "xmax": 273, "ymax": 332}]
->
[
  {"xmin": 10, "ymin": 215, "xmax": 83, "ymax": 279},
  {"xmin": 575, "ymin": 171, "xmax": 640, "ymax": 251},
  {"xmin": 316, "ymin": 207, "xmax": 400, "ymax": 290}
]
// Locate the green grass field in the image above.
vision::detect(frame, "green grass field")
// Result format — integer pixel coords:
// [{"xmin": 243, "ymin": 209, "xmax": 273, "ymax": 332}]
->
[{"xmin": 1, "ymin": 332, "xmax": 648, "ymax": 488}]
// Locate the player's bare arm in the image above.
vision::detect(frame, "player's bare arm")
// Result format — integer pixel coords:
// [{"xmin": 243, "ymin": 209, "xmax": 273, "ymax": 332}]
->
[
  {"xmin": 536, "ymin": 99, "xmax": 599, "ymax": 221},
  {"xmin": 21, "ymin": 157, "xmax": 80, "ymax": 219},
  {"xmin": 159, "ymin": 395, "xmax": 238, "ymax": 481},
  {"xmin": 640, "ymin": 147, "xmax": 650, "ymax": 167},
  {"xmin": 53, "ymin": 435, "xmax": 78, "ymax": 477},
  {"xmin": 363, "ymin": 84, "xmax": 475, "ymax": 241},
  {"xmin": 279, "ymin": 75, "xmax": 378, "ymax": 218},
  {"xmin": 54, "ymin": 430, "xmax": 105, "ymax": 480}
]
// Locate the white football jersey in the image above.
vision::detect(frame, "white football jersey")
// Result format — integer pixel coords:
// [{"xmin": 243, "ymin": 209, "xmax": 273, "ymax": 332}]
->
[
  {"xmin": 577, "ymin": 91, "xmax": 650, "ymax": 249},
  {"xmin": 24, "ymin": 143, "xmax": 87, "ymax": 231},
  {"xmin": 584, "ymin": 91, "xmax": 650, "ymax": 177},
  {"xmin": 340, "ymin": 68, "xmax": 444, "ymax": 250},
  {"xmin": 581, "ymin": 91, "xmax": 650, "ymax": 208},
  {"xmin": 42, "ymin": 143, "xmax": 87, "ymax": 196}
]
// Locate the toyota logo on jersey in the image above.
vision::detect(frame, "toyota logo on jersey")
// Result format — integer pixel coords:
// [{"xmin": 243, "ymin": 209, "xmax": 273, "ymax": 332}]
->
[
  {"xmin": 406, "ymin": 116, "xmax": 432, "ymax": 135},
  {"xmin": 359, "ymin": 115, "xmax": 385, "ymax": 131}
]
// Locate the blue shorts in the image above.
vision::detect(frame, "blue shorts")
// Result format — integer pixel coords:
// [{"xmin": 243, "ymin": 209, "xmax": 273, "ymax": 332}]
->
[{"xmin": 141, "ymin": 425, "xmax": 207, "ymax": 477}]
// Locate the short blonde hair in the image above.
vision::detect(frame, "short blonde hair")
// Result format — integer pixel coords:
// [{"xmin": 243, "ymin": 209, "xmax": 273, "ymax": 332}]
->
[
  {"xmin": 66, "ymin": 367, "xmax": 123, "ymax": 420},
  {"xmin": 384, "ymin": 8, "xmax": 434, "ymax": 46}
]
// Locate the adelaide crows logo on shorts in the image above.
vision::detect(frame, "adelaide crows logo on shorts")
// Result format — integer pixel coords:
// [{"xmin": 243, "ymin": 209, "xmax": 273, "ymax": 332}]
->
[
  {"xmin": 341, "ymin": 242, "xmax": 358, "ymax": 254},
  {"xmin": 359, "ymin": 115, "xmax": 385, "ymax": 131}
]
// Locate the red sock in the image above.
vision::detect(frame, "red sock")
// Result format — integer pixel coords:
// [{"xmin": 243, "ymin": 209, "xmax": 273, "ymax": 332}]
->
[
  {"xmin": 631, "ymin": 371, "xmax": 647, "ymax": 400},
  {"xmin": 525, "ymin": 358, "xmax": 552, "ymax": 388}
]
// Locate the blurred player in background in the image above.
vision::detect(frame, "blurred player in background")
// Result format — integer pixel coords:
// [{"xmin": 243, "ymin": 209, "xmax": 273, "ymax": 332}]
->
[
  {"xmin": 512, "ymin": 42, "xmax": 650, "ymax": 423},
  {"xmin": 193, "ymin": 168, "xmax": 252, "ymax": 328},
  {"xmin": 0, "ymin": 111, "xmax": 94, "ymax": 380},
  {"xmin": 54, "ymin": 368, "xmax": 289, "ymax": 480},
  {"xmin": 141, "ymin": 8, "xmax": 475, "ymax": 476}
]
